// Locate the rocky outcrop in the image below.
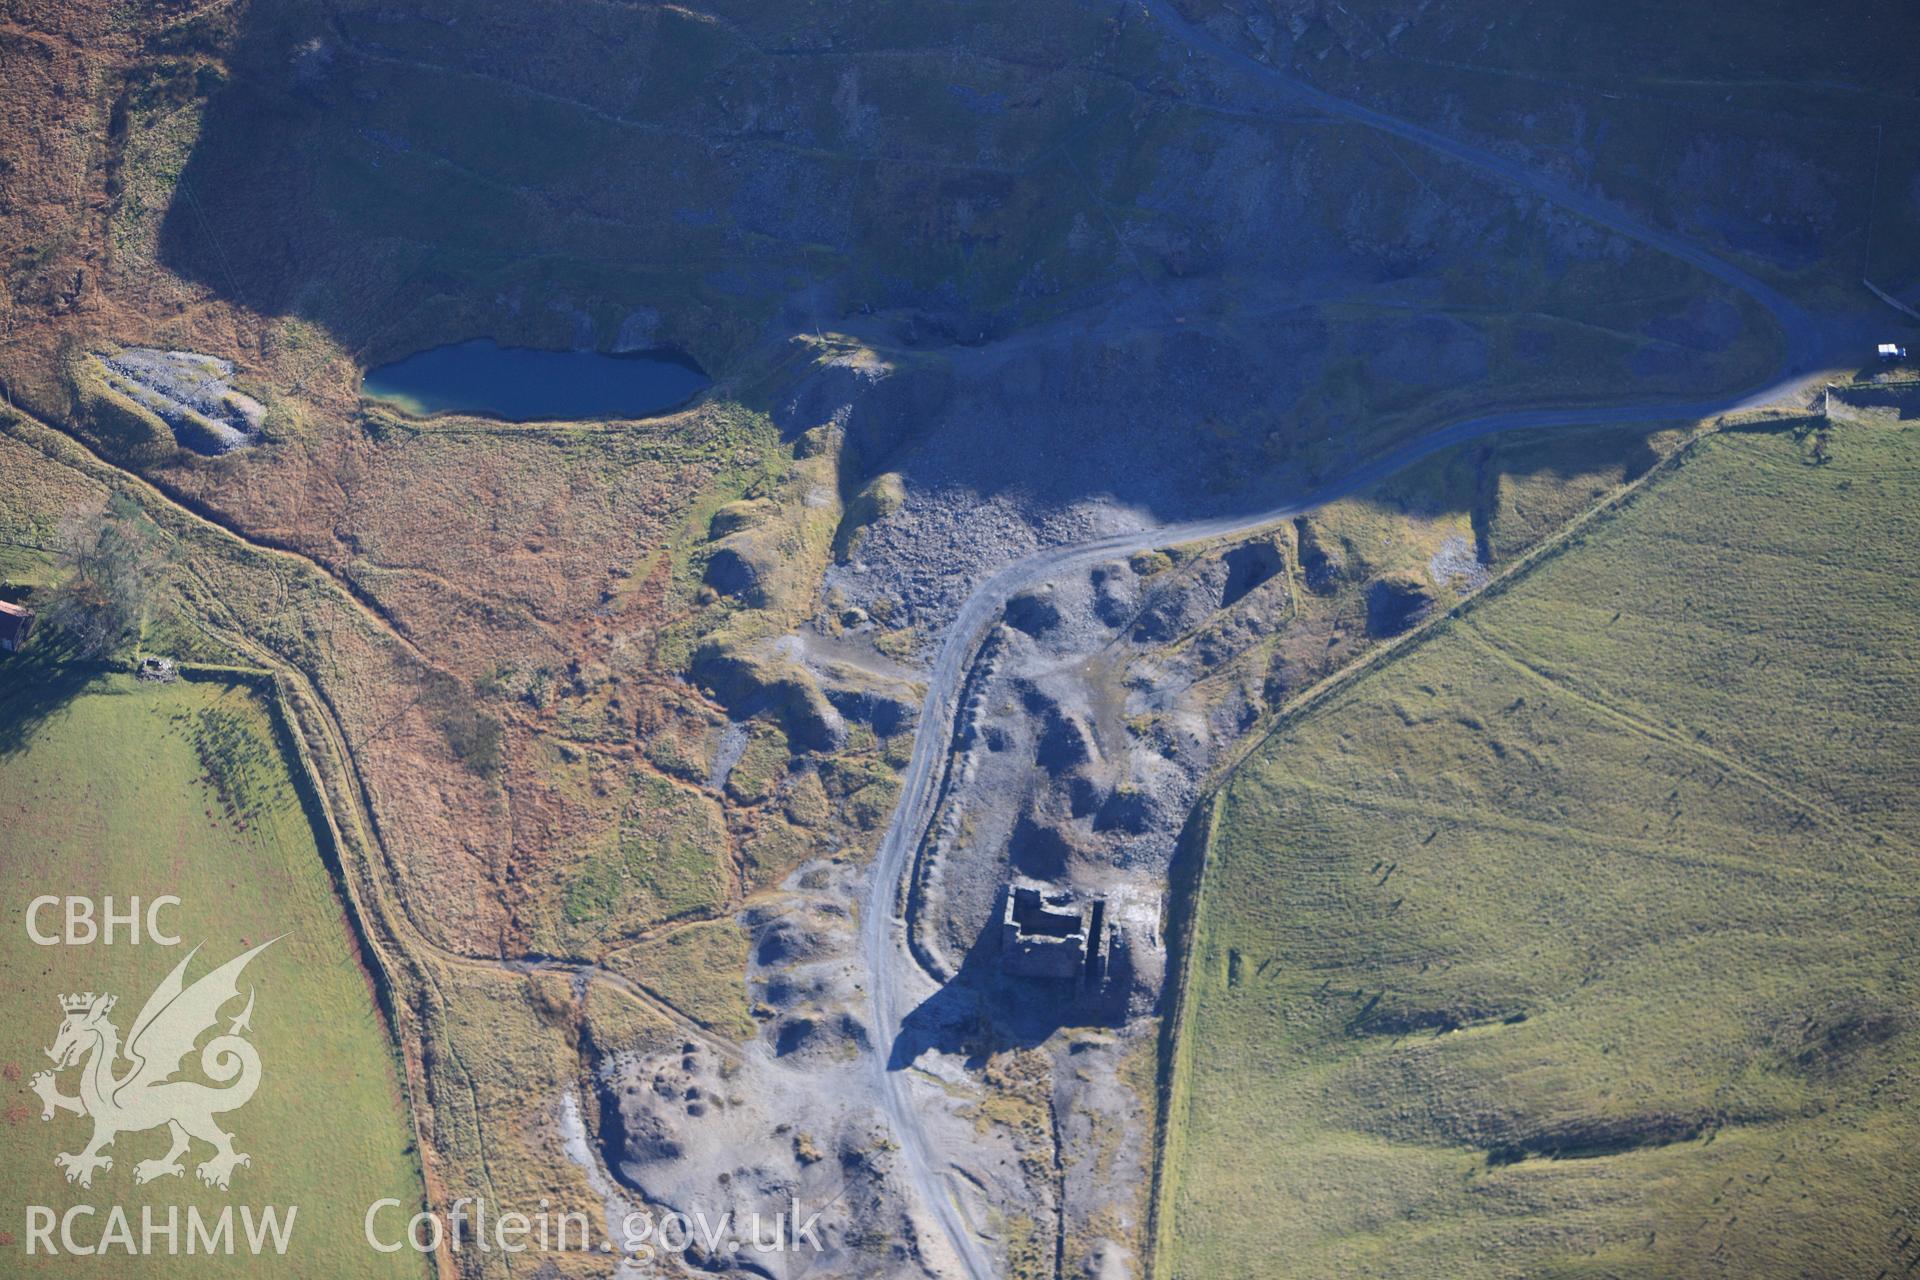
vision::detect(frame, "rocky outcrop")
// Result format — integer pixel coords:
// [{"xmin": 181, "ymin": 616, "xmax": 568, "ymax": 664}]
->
[{"xmin": 92, "ymin": 348, "xmax": 265, "ymax": 454}]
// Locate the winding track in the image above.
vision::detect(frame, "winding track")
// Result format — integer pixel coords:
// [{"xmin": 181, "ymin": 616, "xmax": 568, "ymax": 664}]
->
[
  {"xmin": 8, "ymin": 15, "xmax": 1831, "ymax": 1273},
  {"xmin": 2, "ymin": 411, "xmax": 736, "ymax": 1049},
  {"xmin": 860, "ymin": 14, "xmax": 1833, "ymax": 1277}
]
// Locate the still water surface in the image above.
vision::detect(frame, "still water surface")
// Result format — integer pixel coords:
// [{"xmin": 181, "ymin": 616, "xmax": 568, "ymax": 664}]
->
[{"xmin": 362, "ymin": 340, "xmax": 709, "ymax": 421}]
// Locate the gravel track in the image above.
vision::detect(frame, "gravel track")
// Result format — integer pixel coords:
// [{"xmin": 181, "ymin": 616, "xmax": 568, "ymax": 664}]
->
[{"xmin": 860, "ymin": 13, "xmax": 1830, "ymax": 1275}]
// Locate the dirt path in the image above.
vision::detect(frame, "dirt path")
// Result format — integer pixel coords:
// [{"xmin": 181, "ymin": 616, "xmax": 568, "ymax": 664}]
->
[
  {"xmin": 1461, "ymin": 624, "xmax": 1903, "ymax": 859},
  {"xmin": 1135, "ymin": 0, "xmax": 1826, "ymax": 373},
  {"xmin": 3, "ymin": 412, "xmax": 429, "ymax": 662},
  {"xmin": 5, "ymin": 408, "xmax": 735, "ymax": 1046},
  {"xmin": 3, "ymin": 17, "xmax": 1853, "ymax": 1271},
  {"xmin": 857, "ymin": 392, "xmax": 1815, "ymax": 1280},
  {"xmin": 859, "ymin": 16, "xmax": 1841, "ymax": 1273}
]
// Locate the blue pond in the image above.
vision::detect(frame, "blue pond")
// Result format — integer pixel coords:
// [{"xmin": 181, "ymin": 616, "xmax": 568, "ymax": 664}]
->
[{"xmin": 361, "ymin": 340, "xmax": 710, "ymax": 422}]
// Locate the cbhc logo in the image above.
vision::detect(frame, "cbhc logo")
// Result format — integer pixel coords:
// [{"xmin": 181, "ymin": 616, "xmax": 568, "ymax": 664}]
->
[{"xmin": 26, "ymin": 896, "xmax": 182, "ymax": 946}]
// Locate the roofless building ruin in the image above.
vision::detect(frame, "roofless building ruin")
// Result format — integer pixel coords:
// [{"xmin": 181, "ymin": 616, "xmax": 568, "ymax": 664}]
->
[{"xmin": 1000, "ymin": 879, "xmax": 1108, "ymax": 983}]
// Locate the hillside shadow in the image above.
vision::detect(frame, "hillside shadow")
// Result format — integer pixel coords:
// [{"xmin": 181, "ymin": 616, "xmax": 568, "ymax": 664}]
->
[
  {"xmin": 155, "ymin": 0, "xmax": 1772, "ymax": 544},
  {"xmin": 156, "ymin": 0, "xmax": 1317, "ymax": 521},
  {"xmin": 153, "ymin": 1, "xmax": 760, "ymax": 360},
  {"xmin": 154, "ymin": 0, "xmax": 1139, "ymax": 377}
]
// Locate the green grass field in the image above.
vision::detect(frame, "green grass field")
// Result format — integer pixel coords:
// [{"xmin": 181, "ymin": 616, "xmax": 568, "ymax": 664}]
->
[
  {"xmin": 0, "ymin": 672, "xmax": 427, "ymax": 1277},
  {"xmin": 1161, "ymin": 422, "xmax": 1920, "ymax": 1278}
]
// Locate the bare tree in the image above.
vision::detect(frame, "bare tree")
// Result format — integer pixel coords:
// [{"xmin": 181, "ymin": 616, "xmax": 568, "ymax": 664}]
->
[{"xmin": 40, "ymin": 495, "xmax": 167, "ymax": 658}]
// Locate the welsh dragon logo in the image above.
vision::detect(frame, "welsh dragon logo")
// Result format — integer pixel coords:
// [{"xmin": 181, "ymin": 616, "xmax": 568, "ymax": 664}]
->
[{"xmin": 30, "ymin": 939, "xmax": 277, "ymax": 1191}]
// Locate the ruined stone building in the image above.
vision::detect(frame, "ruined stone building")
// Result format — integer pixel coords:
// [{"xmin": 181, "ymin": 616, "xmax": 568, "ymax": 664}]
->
[{"xmin": 1000, "ymin": 880, "xmax": 1108, "ymax": 982}]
